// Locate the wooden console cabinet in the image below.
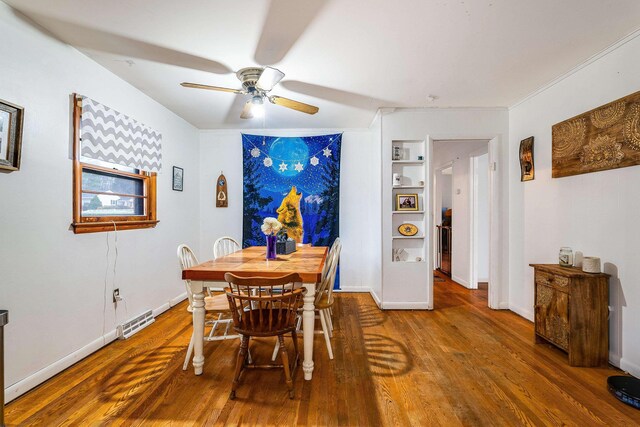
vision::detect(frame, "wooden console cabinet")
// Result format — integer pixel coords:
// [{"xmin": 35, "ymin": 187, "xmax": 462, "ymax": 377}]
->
[{"xmin": 530, "ymin": 264, "xmax": 609, "ymax": 367}]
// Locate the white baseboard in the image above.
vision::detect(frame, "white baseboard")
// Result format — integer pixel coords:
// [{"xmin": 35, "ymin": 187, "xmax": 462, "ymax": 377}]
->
[
  {"xmin": 451, "ymin": 274, "xmax": 470, "ymax": 288},
  {"xmin": 619, "ymin": 357, "xmax": 640, "ymax": 378},
  {"xmin": 369, "ymin": 289, "xmax": 382, "ymax": 308},
  {"xmin": 381, "ymin": 301, "xmax": 431, "ymax": 310},
  {"xmin": 498, "ymin": 302, "xmax": 509, "ymax": 310},
  {"xmin": 335, "ymin": 286, "xmax": 370, "ymax": 293},
  {"xmin": 508, "ymin": 303, "xmax": 533, "ymax": 321},
  {"xmin": 4, "ymin": 293, "xmax": 185, "ymax": 404},
  {"xmin": 4, "ymin": 329, "xmax": 118, "ymax": 404}
]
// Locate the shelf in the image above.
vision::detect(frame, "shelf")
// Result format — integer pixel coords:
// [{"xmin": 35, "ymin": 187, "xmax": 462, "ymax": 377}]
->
[
  {"xmin": 392, "ymin": 235, "xmax": 425, "ymax": 240},
  {"xmin": 392, "ymin": 160, "xmax": 425, "ymax": 165},
  {"xmin": 392, "ymin": 260, "xmax": 426, "ymax": 263},
  {"xmin": 392, "ymin": 210, "xmax": 424, "ymax": 214},
  {"xmin": 393, "ymin": 185, "xmax": 424, "ymax": 189}
]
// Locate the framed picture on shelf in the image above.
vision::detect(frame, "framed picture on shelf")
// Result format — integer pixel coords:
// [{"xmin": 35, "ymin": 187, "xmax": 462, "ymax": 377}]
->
[
  {"xmin": 172, "ymin": 166, "xmax": 184, "ymax": 191},
  {"xmin": 395, "ymin": 193, "xmax": 418, "ymax": 211},
  {"xmin": 0, "ymin": 98, "xmax": 25, "ymax": 172}
]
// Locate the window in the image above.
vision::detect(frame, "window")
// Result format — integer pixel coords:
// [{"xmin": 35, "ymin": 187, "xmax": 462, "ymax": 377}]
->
[{"xmin": 72, "ymin": 95, "xmax": 158, "ymax": 233}]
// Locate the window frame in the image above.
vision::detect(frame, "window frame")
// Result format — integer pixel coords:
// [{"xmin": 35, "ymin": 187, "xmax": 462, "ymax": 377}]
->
[{"xmin": 71, "ymin": 94, "xmax": 158, "ymax": 234}]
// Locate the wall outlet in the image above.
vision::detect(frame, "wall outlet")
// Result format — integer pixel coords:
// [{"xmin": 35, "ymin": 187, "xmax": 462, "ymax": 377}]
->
[{"xmin": 113, "ymin": 288, "xmax": 120, "ymax": 303}]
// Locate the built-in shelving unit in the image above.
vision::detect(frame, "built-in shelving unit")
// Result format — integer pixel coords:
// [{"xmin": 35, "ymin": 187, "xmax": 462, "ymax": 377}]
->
[{"xmin": 380, "ymin": 133, "xmax": 431, "ymax": 309}]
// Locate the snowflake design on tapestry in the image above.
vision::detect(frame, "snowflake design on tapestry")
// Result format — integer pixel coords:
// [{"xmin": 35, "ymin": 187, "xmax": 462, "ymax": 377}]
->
[{"xmin": 242, "ymin": 133, "xmax": 342, "ymax": 286}]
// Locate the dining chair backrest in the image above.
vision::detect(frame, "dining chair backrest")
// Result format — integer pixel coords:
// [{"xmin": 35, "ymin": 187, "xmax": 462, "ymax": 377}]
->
[
  {"xmin": 224, "ymin": 273, "xmax": 305, "ymax": 336},
  {"xmin": 213, "ymin": 236, "xmax": 241, "ymax": 259},
  {"xmin": 324, "ymin": 238, "xmax": 342, "ymax": 305},
  {"xmin": 177, "ymin": 244, "xmax": 199, "ymax": 309}
]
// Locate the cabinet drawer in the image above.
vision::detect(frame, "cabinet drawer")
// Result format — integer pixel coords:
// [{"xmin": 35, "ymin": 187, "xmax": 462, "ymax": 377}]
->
[{"xmin": 535, "ymin": 271, "xmax": 570, "ymax": 293}]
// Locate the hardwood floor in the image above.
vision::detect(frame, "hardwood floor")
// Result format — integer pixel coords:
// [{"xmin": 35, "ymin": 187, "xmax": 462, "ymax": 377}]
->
[{"xmin": 6, "ymin": 276, "xmax": 639, "ymax": 426}]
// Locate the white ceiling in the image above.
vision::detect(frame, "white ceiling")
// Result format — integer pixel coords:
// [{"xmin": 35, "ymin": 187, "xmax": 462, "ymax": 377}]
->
[{"xmin": 6, "ymin": 0, "xmax": 640, "ymax": 129}]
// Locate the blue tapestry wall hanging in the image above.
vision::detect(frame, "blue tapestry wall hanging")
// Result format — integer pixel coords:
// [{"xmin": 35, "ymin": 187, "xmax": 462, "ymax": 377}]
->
[{"xmin": 242, "ymin": 133, "xmax": 342, "ymax": 286}]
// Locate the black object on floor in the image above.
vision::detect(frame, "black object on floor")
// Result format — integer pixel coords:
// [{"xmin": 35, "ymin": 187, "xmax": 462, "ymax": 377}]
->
[{"xmin": 608, "ymin": 375, "xmax": 640, "ymax": 409}]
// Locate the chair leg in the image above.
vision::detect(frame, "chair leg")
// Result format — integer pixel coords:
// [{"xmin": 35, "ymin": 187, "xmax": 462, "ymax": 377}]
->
[
  {"xmin": 325, "ymin": 309, "xmax": 334, "ymax": 336},
  {"xmin": 230, "ymin": 335, "xmax": 249, "ymax": 400},
  {"xmin": 319, "ymin": 310, "xmax": 334, "ymax": 360},
  {"xmin": 183, "ymin": 331, "xmax": 195, "ymax": 371},
  {"xmin": 291, "ymin": 330, "xmax": 300, "ymax": 370},
  {"xmin": 278, "ymin": 335, "xmax": 295, "ymax": 399}
]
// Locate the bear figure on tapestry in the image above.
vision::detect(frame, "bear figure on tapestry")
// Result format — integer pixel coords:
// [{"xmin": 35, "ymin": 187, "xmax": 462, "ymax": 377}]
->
[{"xmin": 242, "ymin": 133, "xmax": 342, "ymax": 286}]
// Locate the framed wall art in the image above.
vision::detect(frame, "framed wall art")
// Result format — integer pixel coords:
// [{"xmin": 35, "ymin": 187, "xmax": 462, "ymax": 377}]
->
[
  {"xmin": 552, "ymin": 89, "xmax": 640, "ymax": 178},
  {"xmin": 519, "ymin": 136, "xmax": 534, "ymax": 181},
  {"xmin": 172, "ymin": 166, "xmax": 184, "ymax": 191},
  {"xmin": 0, "ymin": 98, "xmax": 24, "ymax": 172},
  {"xmin": 395, "ymin": 193, "xmax": 419, "ymax": 211}
]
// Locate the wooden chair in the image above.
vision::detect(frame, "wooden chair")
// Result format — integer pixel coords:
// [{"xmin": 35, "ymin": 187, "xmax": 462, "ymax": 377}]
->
[
  {"xmin": 224, "ymin": 273, "xmax": 305, "ymax": 400},
  {"xmin": 177, "ymin": 244, "xmax": 239, "ymax": 370}
]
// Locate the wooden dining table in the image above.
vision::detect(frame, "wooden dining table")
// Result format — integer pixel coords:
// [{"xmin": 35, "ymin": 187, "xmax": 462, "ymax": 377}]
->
[{"xmin": 181, "ymin": 245, "xmax": 328, "ymax": 380}]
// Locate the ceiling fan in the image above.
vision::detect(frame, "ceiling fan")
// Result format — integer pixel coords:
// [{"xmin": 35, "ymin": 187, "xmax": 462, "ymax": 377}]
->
[{"xmin": 181, "ymin": 66, "xmax": 319, "ymax": 119}]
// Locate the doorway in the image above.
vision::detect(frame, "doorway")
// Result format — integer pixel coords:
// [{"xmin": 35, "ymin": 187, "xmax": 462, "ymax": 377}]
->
[{"xmin": 430, "ymin": 139, "xmax": 492, "ymax": 307}]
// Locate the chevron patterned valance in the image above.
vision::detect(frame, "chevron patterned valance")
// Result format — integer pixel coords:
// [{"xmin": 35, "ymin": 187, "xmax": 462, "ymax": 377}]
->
[{"xmin": 79, "ymin": 96, "xmax": 162, "ymax": 172}]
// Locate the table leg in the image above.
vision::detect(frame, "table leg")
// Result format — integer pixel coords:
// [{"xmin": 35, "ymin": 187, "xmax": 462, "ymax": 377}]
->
[
  {"xmin": 191, "ymin": 281, "xmax": 205, "ymax": 375},
  {"xmin": 302, "ymin": 281, "xmax": 316, "ymax": 380}
]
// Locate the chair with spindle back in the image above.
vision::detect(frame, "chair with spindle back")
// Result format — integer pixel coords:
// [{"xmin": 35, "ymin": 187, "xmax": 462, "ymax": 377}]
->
[
  {"xmin": 224, "ymin": 272, "xmax": 305, "ymax": 400},
  {"xmin": 177, "ymin": 244, "xmax": 239, "ymax": 371},
  {"xmin": 213, "ymin": 236, "xmax": 241, "ymax": 259}
]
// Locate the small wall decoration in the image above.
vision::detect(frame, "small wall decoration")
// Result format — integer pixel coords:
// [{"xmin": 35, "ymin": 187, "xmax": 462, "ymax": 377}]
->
[
  {"xmin": 552, "ymin": 89, "xmax": 640, "ymax": 178},
  {"xmin": 398, "ymin": 223, "xmax": 418, "ymax": 236},
  {"xmin": 519, "ymin": 136, "xmax": 534, "ymax": 181},
  {"xmin": 395, "ymin": 193, "xmax": 418, "ymax": 211},
  {"xmin": 172, "ymin": 166, "xmax": 184, "ymax": 191},
  {"xmin": 216, "ymin": 172, "xmax": 228, "ymax": 207},
  {"xmin": 0, "ymin": 98, "xmax": 24, "ymax": 172}
]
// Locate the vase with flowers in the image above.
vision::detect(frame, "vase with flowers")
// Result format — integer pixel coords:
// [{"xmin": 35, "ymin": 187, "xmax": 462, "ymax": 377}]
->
[{"xmin": 261, "ymin": 217, "xmax": 282, "ymax": 260}]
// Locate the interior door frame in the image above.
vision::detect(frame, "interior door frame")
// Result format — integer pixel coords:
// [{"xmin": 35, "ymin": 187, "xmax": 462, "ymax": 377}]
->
[
  {"xmin": 469, "ymin": 147, "xmax": 489, "ymax": 291},
  {"xmin": 428, "ymin": 135, "xmax": 502, "ymax": 309}
]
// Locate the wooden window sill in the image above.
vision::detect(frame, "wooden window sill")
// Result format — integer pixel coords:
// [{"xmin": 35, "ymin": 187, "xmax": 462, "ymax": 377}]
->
[{"xmin": 72, "ymin": 220, "xmax": 159, "ymax": 234}]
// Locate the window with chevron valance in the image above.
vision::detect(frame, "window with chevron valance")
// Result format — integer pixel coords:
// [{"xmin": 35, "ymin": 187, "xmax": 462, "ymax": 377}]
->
[{"xmin": 71, "ymin": 94, "xmax": 159, "ymax": 234}]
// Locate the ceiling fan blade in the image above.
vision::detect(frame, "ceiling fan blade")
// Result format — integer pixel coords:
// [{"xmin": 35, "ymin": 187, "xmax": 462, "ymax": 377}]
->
[
  {"xmin": 240, "ymin": 101, "xmax": 254, "ymax": 119},
  {"xmin": 254, "ymin": 0, "xmax": 329, "ymax": 65},
  {"xmin": 180, "ymin": 82, "xmax": 244, "ymax": 94},
  {"xmin": 256, "ymin": 66, "xmax": 285, "ymax": 92},
  {"xmin": 269, "ymin": 95, "xmax": 319, "ymax": 115}
]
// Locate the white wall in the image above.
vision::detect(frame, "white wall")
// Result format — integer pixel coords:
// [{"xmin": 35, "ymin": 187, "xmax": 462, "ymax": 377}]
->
[
  {"xmin": 0, "ymin": 4, "xmax": 200, "ymax": 401},
  {"xmin": 508, "ymin": 31, "xmax": 640, "ymax": 376},
  {"xmin": 198, "ymin": 128, "xmax": 378, "ymax": 291},
  {"xmin": 433, "ymin": 140, "xmax": 488, "ymax": 287},
  {"xmin": 381, "ymin": 109, "xmax": 509, "ymax": 308}
]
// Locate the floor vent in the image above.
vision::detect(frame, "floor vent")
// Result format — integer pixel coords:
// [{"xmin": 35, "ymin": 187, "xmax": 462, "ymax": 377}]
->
[{"xmin": 117, "ymin": 310, "xmax": 155, "ymax": 339}]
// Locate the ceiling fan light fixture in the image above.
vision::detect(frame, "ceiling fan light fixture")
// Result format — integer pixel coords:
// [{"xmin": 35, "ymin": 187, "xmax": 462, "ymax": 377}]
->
[{"xmin": 251, "ymin": 96, "xmax": 265, "ymax": 117}]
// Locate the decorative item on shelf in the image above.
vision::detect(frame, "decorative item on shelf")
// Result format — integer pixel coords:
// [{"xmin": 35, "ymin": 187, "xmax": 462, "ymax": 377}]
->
[
  {"xmin": 395, "ymin": 193, "xmax": 418, "ymax": 211},
  {"xmin": 261, "ymin": 217, "xmax": 282, "ymax": 260},
  {"xmin": 172, "ymin": 166, "xmax": 184, "ymax": 191},
  {"xmin": 216, "ymin": 172, "xmax": 228, "ymax": 207},
  {"xmin": 392, "ymin": 248, "xmax": 408, "ymax": 262},
  {"xmin": 393, "ymin": 173, "xmax": 402, "ymax": 186},
  {"xmin": 559, "ymin": 247, "xmax": 573, "ymax": 267},
  {"xmin": 0, "ymin": 98, "xmax": 24, "ymax": 172},
  {"xmin": 275, "ymin": 230, "xmax": 297, "ymax": 255},
  {"xmin": 393, "ymin": 145, "xmax": 402, "ymax": 160},
  {"xmin": 582, "ymin": 256, "xmax": 601, "ymax": 273},
  {"xmin": 418, "ymin": 155, "xmax": 424, "ymax": 161},
  {"xmin": 398, "ymin": 223, "xmax": 418, "ymax": 236},
  {"xmin": 519, "ymin": 136, "xmax": 535, "ymax": 181},
  {"xmin": 573, "ymin": 251, "xmax": 584, "ymax": 268}
]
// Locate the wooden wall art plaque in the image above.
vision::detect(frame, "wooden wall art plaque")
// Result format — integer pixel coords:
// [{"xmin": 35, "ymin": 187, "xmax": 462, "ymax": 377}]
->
[
  {"xmin": 552, "ymin": 89, "xmax": 640, "ymax": 178},
  {"xmin": 216, "ymin": 173, "xmax": 228, "ymax": 207}
]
